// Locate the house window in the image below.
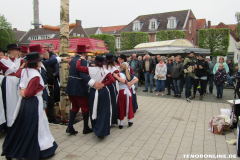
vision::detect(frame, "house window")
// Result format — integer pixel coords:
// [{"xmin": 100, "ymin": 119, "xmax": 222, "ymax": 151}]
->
[
  {"xmin": 81, "ymin": 34, "xmax": 84, "ymax": 37},
  {"xmin": 116, "ymin": 37, "xmax": 120, "ymax": 49},
  {"xmin": 77, "ymin": 34, "xmax": 80, "ymax": 36},
  {"xmin": 151, "ymin": 21, "xmax": 156, "ymax": 29},
  {"xmin": 189, "ymin": 19, "xmax": 192, "ymax": 34},
  {"xmin": 167, "ymin": 17, "xmax": 178, "ymax": 29},
  {"xmin": 169, "ymin": 20, "xmax": 174, "ymax": 28},
  {"xmin": 133, "ymin": 20, "xmax": 140, "ymax": 31},
  {"xmin": 73, "ymin": 33, "xmax": 76, "ymax": 36}
]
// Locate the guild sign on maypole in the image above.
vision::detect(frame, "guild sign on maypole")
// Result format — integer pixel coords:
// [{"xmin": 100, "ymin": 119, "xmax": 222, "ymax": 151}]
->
[{"xmin": 59, "ymin": 0, "xmax": 70, "ymax": 119}]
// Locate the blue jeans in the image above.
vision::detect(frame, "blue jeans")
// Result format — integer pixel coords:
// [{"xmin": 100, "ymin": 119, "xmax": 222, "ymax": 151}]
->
[
  {"xmin": 157, "ymin": 80, "xmax": 166, "ymax": 92},
  {"xmin": 166, "ymin": 84, "xmax": 172, "ymax": 94},
  {"xmin": 173, "ymin": 79, "xmax": 181, "ymax": 95},
  {"xmin": 144, "ymin": 72, "xmax": 154, "ymax": 91},
  {"xmin": 180, "ymin": 78, "xmax": 185, "ymax": 92},
  {"xmin": 216, "ymin": 85, "xmax": 223, "ymax": 98},
  {"xmin": 185, "ymin": 75, "xmax": 194, "ymax": 98},
  {"xmin": 229, "ymin": 77, "xmax": 235, "ymax": 85}
]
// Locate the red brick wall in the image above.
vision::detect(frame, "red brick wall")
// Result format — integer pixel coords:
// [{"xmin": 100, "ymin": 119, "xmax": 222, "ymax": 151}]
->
[
  {"xmin": 149, "ymin": 33, "xmax": 156, "ymax": 42},
  {"xmin": 184, "ymin": 10, "xmax": 197, "ymax": 46}
]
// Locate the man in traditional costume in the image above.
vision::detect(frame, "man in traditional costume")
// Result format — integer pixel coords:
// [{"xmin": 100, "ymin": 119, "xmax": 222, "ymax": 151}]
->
[{"xmin": 65, "ymin": 45, "xmax": 103, "ymax": 135}]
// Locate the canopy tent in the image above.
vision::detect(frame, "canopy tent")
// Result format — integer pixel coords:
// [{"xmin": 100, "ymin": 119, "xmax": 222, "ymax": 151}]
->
[{"xmin": 118, "ymin": 39, "xmax": 211, "ymax": 57}]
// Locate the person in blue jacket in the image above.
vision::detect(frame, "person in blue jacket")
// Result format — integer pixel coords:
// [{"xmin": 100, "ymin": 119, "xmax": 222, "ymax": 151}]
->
[{"xmin": 65, "ymin": 45, "xmax": 103, "ymax": 135}]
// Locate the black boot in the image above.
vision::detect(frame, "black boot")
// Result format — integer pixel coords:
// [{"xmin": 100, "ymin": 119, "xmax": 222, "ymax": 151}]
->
[
  {"xmin": 66, "ymin": 127, "xmax": 78, "ymax": 134},
  {"xmin": 5, "ymin": 156, "xmax": 12, "ymax": 160},
  {"xmin": 66, "ymin": 110, "xmax": 78, "ymax": 134},
  {"xmin": 83, "ymin": 113, "xmax": 93, "ymax": 134}
]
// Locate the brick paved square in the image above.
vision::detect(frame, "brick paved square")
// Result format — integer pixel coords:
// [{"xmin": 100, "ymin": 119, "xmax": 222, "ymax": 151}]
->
[{"xmin": 1, "ymin": 95, "xmax": 240, "ymax": 160}]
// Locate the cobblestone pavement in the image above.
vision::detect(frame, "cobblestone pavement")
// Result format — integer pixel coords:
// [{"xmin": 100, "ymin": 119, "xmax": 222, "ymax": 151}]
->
[{"xmin": 0, "ymin": 95, "xmax": 240, "ymax": 160}]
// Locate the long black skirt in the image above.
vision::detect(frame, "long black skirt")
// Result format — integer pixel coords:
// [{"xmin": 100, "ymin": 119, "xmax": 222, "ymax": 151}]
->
[
  {"xmin": 1, "ymin": 77, "xmax": 7, "ymax": 132},
  {"xmin": 1, "ymin": 96, "xmax": 57, "ymax": 160},
  {"xmin": 89, "ymin": 87, "xmax": 111, "ymax": 137},
  {"xmin": 107, "ymin": 83, "xmax": 118, "ymax": 125},
  {"xmin": 0, "ymin": 124, "xmax": 3, "ymax": 133},
  {"xmin": 131, "ymin": 88, "xmax": 138, "ymax": 113}
]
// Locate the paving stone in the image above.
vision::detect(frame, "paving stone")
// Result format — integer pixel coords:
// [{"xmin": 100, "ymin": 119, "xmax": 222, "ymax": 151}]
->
[{"xmin": 1, "ymin": 95, "xmax": 239, "ymax": 160}]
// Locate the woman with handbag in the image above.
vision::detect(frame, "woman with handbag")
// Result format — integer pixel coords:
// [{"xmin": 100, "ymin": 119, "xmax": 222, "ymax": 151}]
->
[{"xmin": 155, "ymin": 58, "xmax": 167, "ymax": 96}]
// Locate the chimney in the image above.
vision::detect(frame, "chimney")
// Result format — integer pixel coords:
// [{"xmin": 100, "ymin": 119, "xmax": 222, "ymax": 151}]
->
[
  {"xmin": 32, "ymin": 0, "xmax": 40, "ymax": 29},
  {"xmin": 13, "ymin": 28, "xmax": 17, "ymax": 31},
  {"xmin": 208, "ymin": 20, "xmax": 211, "ymax": 29},
  {"xmin": 76, "ymin": 20, "xmax": 81, "ymax": 26}
]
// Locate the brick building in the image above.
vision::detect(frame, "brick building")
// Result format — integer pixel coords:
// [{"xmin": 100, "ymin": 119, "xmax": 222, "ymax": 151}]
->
[{"xmin": 114, "ymin": 9, "xmax": 198, "ymax": 51}]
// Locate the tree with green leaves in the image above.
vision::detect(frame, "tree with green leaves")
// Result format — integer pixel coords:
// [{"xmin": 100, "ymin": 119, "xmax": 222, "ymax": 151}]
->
[
  {"xmin": 235, "ymin": 12, "xmax": 240, "ymax": 39},
  {"xmin": 120, "ymin": 32, "xmax": 149, "ymax": 50},
  {"xmin": 0, "ymin": 15, "xmax": 16, "ymax": 50},
  {"xmin": 156, "ymin": 30, "xmax": 185, "ymax": 41},
  {"xmin": 198, "ymin": 28, "xmax": 230, "ymax": 56},
  {"xmin": 89, "ymin": 34, "xmax": 116, "ymax": 54}
]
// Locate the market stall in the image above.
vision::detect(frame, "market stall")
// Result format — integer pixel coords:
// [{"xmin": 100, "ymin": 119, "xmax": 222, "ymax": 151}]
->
[{"xmin": 30, "ymin": 37, "xmax": 109, "ymax": 56}]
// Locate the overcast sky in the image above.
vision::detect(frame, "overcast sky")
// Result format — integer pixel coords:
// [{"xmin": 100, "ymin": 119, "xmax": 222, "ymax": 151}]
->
[{"xmin": 0, "ymin": 0, "xmax": 239, "ymax": 31}]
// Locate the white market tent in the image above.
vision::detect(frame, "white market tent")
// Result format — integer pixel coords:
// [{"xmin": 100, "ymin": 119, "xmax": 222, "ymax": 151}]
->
[{"xmin": 118, "ymin": 39, "xmax": 211, "ymax": 56}]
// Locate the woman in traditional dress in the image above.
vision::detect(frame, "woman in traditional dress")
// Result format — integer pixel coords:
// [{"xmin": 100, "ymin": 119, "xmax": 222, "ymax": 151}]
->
[
  {"xmin": 0, "ymin": 44, "xmax": 21, "ymax": 130},
  {"xmin": 104, "ymin": 53, "xmax": 119, "ymax": 125},
  {"xmin": 118, "ymin": 54, "xmax": 138, "ymax": 113},
  {"xmin": 76, "ymin": 55, "xmax": 115, "ymax": 138},
  {"xmin": 1, "ymin": 52, "xmax": 58, "ymax": 160},
  {"xmin": 0, "ymin": 47, "xmax": 5, "ymax": 133},
  {"xmin": 113, "ymin": 63, "xmax": 139, "ymax": 129}
]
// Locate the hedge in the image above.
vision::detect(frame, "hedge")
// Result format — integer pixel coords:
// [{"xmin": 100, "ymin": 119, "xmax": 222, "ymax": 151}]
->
[
  {"xmin": 156, "ymin": 30, "xmax": 185, "ymax": 41},
  {"xmin": 89, "ymin": 34, "xmax": 116, "ymax": 54},
  {"xmin": 120, "ymin": 32, "xmax": 149, "ymax": 50},
  {"xmin": 198, "ymin": 28, "xmax": 230, "ymax": 56}
]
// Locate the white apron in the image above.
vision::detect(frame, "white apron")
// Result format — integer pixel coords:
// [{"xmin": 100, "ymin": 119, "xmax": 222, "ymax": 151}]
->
[
  {"xmin": 11, "ymin": 68, "xmax": 55, "ymax": 151},
  {"xmin": 88, "ymin": 67, "xmax": 112, "ymax": 125},
  {"xmin": 118, "ymin": 73, "xmax": 137, "ymax": 117},
  {"xmin": 0, "ymin": 74, "xmax": 5, "ymax": 125},
  {"xmin": 1, "ymin": 58, "xmax": 21, "ymax": 127},
  {"xmin": 103, "ymin": 65, "xmax": 120, "ymax": 99}
]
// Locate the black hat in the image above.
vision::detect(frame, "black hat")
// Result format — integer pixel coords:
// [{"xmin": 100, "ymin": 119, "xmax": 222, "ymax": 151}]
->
[
  {"xmin": 190, "ymin": 51, "xmax": 195, "ymax": 54},
  {"xmin": 7, "ymin": 44, "xmax": 20, "ymax": 51},
  {"xmin": 24, "ymin": 52, "xmax": 43, "ymax": 63},
  {"xmin": 199, "ymin": 54, "xmax": 203, "ymax": 58},
  {"xmin": 94, "ymin": 56, "xmax": 105, "ymax": 66},
  {"xmin": 105, "ymin": 53, "xmax": 116, "ymax": 63},
  {"xmin": 119, "ymin": 54, "xmax": 127, "ymax": 61}
]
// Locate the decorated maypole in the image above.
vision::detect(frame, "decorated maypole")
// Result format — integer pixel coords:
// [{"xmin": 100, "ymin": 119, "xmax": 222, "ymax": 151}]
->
[{"xmin": 59, "ymin": 0, "xmax": 70, "ymax": 119}]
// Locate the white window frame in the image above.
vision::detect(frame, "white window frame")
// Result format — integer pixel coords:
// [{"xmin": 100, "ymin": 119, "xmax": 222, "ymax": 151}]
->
[
  {"xmin": 167, "ymin": 17, "xmax": 177, "ymax": 29},
  {"xmin": 133, "ymin": 20, "xmax": 140, "ymax": 31},
  {"xmin": 116, "ymin": 37, "xmax": 120, "ymax": 49},
  {"xmin": 189, "ymin": 19, "xmax": 192, "ymax": 34}
]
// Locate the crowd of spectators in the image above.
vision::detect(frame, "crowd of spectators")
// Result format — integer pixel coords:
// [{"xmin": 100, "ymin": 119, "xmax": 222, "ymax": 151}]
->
[{"xmin": 124, "ymin": 52, "xmax": 240, "ymax": 102}]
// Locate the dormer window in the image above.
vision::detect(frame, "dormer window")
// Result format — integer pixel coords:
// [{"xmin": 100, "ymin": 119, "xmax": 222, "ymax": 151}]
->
[
  {"xmin": 133, "ymin": 20, "xmax": 143, "ymax": 31},
  {"xmin": 167, "ymin": 16, "xmax": 178, "ymax": 29},
  {"xmin": 148, "ymin": 18, "xmax": 161, "ymax": 30}
]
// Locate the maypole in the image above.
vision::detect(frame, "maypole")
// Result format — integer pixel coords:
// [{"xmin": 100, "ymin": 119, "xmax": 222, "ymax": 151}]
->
[{"xmin": 59, "ymin": 0, "xmax": 70, "ymax": 119}]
